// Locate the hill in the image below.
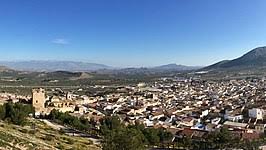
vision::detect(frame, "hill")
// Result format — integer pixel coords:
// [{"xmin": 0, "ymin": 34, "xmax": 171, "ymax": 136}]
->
[
  {"xmin": 202, "ymin": 46, "xmax": 266, "ymax": 71},
  {"xmin": 0, "ymin": 119, "xmax": 100, "ymax": 150}
]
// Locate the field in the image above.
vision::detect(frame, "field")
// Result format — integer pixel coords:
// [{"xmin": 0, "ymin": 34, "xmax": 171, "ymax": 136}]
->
[{"xmin": 0, "ymin": 70, "xmax": 163, "ymax": 95}]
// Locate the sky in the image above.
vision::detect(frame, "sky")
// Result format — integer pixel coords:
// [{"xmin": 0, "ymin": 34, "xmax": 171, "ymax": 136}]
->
[{"xmin": 1, "ymin": 0, "xmax": 266, "ymax": 67}]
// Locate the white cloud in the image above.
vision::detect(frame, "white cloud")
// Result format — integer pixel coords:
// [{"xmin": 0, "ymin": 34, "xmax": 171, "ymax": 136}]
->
[{"xmin": 52, "ymin": 38, "xmax": 69, "ymax": 45}]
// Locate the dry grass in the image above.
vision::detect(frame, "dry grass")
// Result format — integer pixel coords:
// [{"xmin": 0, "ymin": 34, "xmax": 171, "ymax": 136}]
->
[{"xmin": 0, "ymin": 119, "xmax": 101, "ymax": 150}]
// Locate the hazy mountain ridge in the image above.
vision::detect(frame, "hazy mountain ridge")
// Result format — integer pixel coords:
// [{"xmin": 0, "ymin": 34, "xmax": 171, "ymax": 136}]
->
[
  {"xmin": 96, "ymin": 63, "xmax": 202, "ymax": 75},
  {"xmin": 153, "ymin": 63, "xmax": 202, "ymax": 70},
  {"xmin": 0, "ymin": 61, "xmax": 200, "ymax": 73},
  {"xmin": 0, "ymin": 61, "xmax": 113, "ymax": 72}
]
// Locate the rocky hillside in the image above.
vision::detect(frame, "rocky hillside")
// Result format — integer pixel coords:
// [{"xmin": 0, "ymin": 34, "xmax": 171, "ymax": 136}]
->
[{"xmin": 202, "ymin": 46, "xmax": 266, "ymax": 71}]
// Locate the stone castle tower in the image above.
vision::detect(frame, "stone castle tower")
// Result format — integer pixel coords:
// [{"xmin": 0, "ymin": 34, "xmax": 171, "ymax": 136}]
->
[{"xmin": 32, "ymin": 88, "xmax": 46, "ymax": 111}]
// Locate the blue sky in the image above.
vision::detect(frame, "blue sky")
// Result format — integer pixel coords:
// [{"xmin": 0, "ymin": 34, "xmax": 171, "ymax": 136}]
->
[{"xmin": 1, "ymin": 0, "xmax": 266, "ymax": 67}]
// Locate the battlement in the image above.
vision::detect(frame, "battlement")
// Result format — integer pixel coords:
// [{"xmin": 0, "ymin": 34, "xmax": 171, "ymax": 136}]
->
[{"xmin": 32, "ymin": 88, "xmax": 45, "ymax": 94}]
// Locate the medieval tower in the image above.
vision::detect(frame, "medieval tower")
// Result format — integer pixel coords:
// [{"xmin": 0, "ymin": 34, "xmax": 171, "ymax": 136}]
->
[{"xmin": 32, "ymin": 88, "xmax": 46, "ymax": 111}]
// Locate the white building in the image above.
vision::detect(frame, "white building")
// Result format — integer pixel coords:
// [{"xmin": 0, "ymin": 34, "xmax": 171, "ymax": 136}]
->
[
  {"xmin": 224, "ymin": 114, "xmax": 243, "ymax": 122},
  {"xmin": 249, "ymin": 108, "xmax": 264, "ymax": 120},
  {"xmin": 200, "ymin": 109, "xmax": 209, "ymax": 118}
]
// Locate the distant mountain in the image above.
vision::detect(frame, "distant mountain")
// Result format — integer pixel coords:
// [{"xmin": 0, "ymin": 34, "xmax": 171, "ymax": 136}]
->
[
  {"xmin": 0, "ymin": 61, "xmax": 113, "ymax": 72},
  {"xmin": 202, "ymin": 46, "xmax": 266, "ymax": 71},
  {"xmin": 0, "ymin": 60, "xmax": 201, "ymax": 74},
  {"xmin": 96, "ymin": 63, "xmax": 202, "ymax": 76},
  {"xmin": 153, "ymin": 63, "xmax": 202, "ymax": 71}
]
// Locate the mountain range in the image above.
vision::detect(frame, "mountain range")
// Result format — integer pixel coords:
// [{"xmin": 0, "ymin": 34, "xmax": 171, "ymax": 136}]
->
[
  {"xmin": 2, "ymin": 46, "xmax": 266, "ymax": 73},
  {"xmin": 0, "ymin": 61, "xmax": 200, "ymax": 72},
  {"xmin": 0, "ymin": 61, "xmax": 113, "ymax": 72}
]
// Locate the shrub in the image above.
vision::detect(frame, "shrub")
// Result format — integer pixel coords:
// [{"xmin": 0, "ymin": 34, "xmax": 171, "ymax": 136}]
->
[
  {"xmin": 42, "ymin": 134, "xmax": 54, "ymax": 141},
  {"xmin": 19, "ymin": 128, "xmax": 28, "ymax": 134}
]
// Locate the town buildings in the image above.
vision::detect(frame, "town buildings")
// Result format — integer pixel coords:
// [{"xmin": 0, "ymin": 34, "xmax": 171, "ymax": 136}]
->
[{"xmin": 4, "ymin": 77, "xmax": 266, "ymax": 144}]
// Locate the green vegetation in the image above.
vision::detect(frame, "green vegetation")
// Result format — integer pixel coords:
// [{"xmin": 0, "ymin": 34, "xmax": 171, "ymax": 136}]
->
[
  {"xmin": 99, "ymin": 116, "xmax": 263, "ymax": 150},
  {"xmin": 100, "ymin": 116, "xmax": 173, "ymax": 150},
  {"xmin": 0, "ymin": 103, "xmax": 99, "ymax": 149},
  {"xmin": 46, "ymin": 109, "xmax": 94, "ymax": 133},
  {"xmin": 173, "ymin": 127, "xmax": 262, "ymax": 150},
  {"xmin": 0, "ymin": 70, "xmax": 159, "ymax": 88},
  {"xmin": 0, "ymin": 103, "xmax": 262, "ymax": 150},
  {"xmin": 0, "ymin": 102, "xmax": 34, "ymax": 125},
  {"xmin": 0, "ymin": 101, "xmax": 262, "ymax": 150}
]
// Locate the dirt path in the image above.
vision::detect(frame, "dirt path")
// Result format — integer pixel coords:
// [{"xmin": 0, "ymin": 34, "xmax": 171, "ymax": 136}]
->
[{"xmin": 41, "ymin": 119, "xmax": 101, "ymax": 145}]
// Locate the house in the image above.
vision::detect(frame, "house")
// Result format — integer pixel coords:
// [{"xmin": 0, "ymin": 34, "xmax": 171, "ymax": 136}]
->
[
  {"xmin": 255, "ymin": 124, "xmax": 265, "ymax": 133},
  {"xmin": 224, "ymin": 109, "xmax": 243, "ymax": 122},
  {"xmin": 179, "ymin": 117, "xmax": 195, "ymax": 127},
  {"xmin": 200, "ymin": 109, "xmax": 209, "ymax": 118},
  {"xmin": 211, "ymin": 117, "xmax": 221, "ymax": 125},
  {"xmin": 224, "ymin": 114, "xmax": 243, "ymax": 122},
  {"xmin": 249, "ymin": 108, "xmax": 264, "ymax": 120},
  {"xmin": 151, "ymin": 109, "xmax": 164, "ymax": 120},
  {"xmin": 223, "ymin": 121, "xmax": 248, "ymax": 129},
  {"xmin": 175, "ymin": 128, "xmax": 207, "ymax": 141}
]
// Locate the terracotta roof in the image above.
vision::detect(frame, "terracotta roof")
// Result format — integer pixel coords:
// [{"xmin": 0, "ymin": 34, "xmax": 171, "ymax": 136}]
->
[
  {"xmin": 151, "ymin": 110, "xmax": 164, "ymax": 116},
  {"xmin": 166, "ymin": 128, "xmax": 182, "ymax": 135},
  {"xmin": 182, "ymin": 117, "xmax": 193, "ymax": 122},
  {"xmin": 180, "ymin": 128, "xmax": 194, "ymax": 137}
]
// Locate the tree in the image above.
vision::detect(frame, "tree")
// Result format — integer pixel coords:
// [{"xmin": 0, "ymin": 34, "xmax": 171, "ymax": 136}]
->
[
  {"xmin": 205, "ymin": 127, "xmax": 236, "ymax": 149},
  {"xmin": 102, "ymin": 127, "xmax": 146, "ymax": 150},
  {"xmin": 47, "ymin": 109, "xmax": 93, "ymax": 132},
  {"xmin": 2, "ymin": 102, "xmax": 34, "ymax": 125},
  {"xmin": 101, "ymin": 116, "xmax": 146, "ymax": 150},
  {"xmin": 143, "ymin": 128, "xmax": 160, "ymax": 146},
  {"xmin": 159, "ymin": 128, "xmax": 173, "ymax": 142},
  {"xmin": 179, "ymin": 136, "xmax": 192, "ymax": 149},
  {"xmin": 0, "ymin": 105, "xmax": 6, "ymax": 120},
  {"xmin": 100, "ymin": 116, "xmax": 174, "ymax": 150},
  {"xmin": 100, "ymin": 115, "xmax": 123, "ymax": 131}
]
